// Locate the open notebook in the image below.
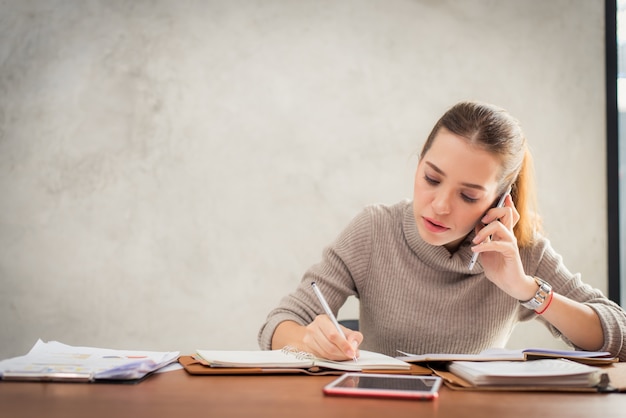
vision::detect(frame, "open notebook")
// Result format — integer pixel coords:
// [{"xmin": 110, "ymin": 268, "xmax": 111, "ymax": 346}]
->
[
  {"xmin": 194, "ymin": 346, "xmax": 411, "ymax": 372},
  {"xmin": 397, "ymin": 347, "xmax": 618, "ymax": 366}
]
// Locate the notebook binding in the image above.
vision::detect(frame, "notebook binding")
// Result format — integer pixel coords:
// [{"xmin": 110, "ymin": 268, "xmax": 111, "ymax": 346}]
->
[{"xmin": 281, "ymin": 345, "xmax": 315, "ymax": 360}]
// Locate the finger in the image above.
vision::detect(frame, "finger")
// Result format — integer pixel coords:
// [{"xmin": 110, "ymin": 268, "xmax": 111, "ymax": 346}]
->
[
  {"xmin": 472, "ymin": 221, "xmax": 498, "ymax": 244},
  {"xmin": 481, "ymin": 206, "xmax": 510, "ymax": 225},
  {"xmin": 508, "ymin": 199, "xmax": 521, "ymax": 226},
  {"xmin": 322, "ymin": 325, "xmax": 357, "ymax": 358},
  {"xmin": 472, "ymin": 234, "xmax": 519, "ymax": 261},
  {"xmin": 346, "ymin": 332, "xmax": 364, "ymax": 358},
  {"xmin": 303, "ymin": 316, "xmax": 341, "ymax": 358},
  {"xmin": 482, "ymin": 208, "xmax": 516, "ymax": 235},
  {"xmin": 500, "ymin": 195, "xmax": 519, "ymax": 228},
  {"xmin": 472, "ymin": 221, "xmax": 512, "ymax": 247},
  {"xmin": 313, "ymin": 315, "xmax": 357, "ymax": 359},
  {"xmin": 303, "ymin": 327, "xmax": 342, "ymax": 360}
]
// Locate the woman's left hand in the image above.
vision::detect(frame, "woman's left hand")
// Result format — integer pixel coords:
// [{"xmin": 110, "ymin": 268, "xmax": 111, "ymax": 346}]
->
[{"xmin": 471, "ymin": 195, "xmax": 536, "ymax": 300}]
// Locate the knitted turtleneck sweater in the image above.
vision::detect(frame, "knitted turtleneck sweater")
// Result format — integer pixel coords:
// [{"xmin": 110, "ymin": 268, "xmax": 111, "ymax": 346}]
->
[{"xmin": 258, "ymin": 200, "xmax": 626, "ymax": 360}]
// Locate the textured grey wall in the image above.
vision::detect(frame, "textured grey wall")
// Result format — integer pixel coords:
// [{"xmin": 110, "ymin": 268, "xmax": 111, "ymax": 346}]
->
[{"xmin": 0, "ymin": 0, "xmax": 605, "ymax": 358}]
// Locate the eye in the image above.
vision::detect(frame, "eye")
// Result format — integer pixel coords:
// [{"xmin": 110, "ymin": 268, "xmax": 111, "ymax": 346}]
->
[
  {"xmin": 461, "ymin": 194, "xmax": 479, "ymax": 204},
  {"xmin": 424, "ymin": 175, "xmax": 439, "ymax": 186}
]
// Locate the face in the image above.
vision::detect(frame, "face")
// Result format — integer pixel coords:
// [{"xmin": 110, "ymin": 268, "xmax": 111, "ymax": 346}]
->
[{"xmin": 413, "ymin": 128, "xmax": 502, "ymax": 251}]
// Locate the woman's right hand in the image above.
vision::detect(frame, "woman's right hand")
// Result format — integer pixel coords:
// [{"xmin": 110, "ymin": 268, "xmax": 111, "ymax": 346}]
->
[{"xmin": 272, "ymin": 317, "xmax": 363, "ymax": 361}]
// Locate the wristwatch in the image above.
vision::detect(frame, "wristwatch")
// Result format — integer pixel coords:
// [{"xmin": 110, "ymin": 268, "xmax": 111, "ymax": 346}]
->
[{"xmin": 520, "ymin": 277, "xmax": 552, "ymax": 310}]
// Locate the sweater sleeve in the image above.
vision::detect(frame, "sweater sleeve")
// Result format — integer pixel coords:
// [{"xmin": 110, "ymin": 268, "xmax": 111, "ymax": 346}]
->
[
  {"xmin": 257, "ymin": 207, "xmax": 373, "ymax": 350},
  {"xmin": 525, "ymin": 238, "xmax": 626, "ymax": 360}
]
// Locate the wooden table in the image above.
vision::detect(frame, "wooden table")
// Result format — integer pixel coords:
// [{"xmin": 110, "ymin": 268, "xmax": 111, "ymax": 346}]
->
[{"xmin": 1, "ymin": 368, "xmax": 625, "ymax": 418}]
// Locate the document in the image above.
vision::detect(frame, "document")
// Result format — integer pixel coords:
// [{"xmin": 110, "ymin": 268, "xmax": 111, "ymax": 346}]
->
[
  {"xmin": 397, "ymin": 347, "xmax": 617, "ymax": 365},
  {"xmin": 447, "ymin": 359, "xmax": 604, "ymax": 388},
  {"xmin": 0, "ymin": 340, "xmax": 180, "ymax": 382},
  {"xmin": 195, "ymin": 346, "xmax": 411, "ymax": 372}
]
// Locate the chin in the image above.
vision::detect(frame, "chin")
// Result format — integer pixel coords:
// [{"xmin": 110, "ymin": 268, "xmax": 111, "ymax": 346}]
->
[
  {"xmin": 418, "ymin": 226, "xmax": 467, "ymax": 249},
  {"xmin": 417, "ymin": 227, "xmax": 449, "ymax": 247}
]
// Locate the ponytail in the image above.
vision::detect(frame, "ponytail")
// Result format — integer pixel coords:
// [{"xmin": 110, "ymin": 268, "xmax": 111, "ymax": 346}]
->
[{"xmin": 511, "ymin": 147, "xmax": 542, "ymax": 247}]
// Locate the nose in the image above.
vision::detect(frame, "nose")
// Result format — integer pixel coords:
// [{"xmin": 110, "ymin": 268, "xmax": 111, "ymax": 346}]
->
[{"xmin": 431, "ymin": 191, "xmax": 451, "ymax": 215}]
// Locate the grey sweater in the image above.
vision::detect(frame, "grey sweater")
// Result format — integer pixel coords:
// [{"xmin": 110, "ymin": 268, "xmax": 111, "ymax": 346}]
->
[{"xmin": 258, "ymin": 200, "xmax": 626, "ymax": 360}]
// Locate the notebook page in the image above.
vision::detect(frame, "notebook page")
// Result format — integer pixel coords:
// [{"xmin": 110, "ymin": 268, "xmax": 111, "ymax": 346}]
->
[{"xmin": 195, "ymin": 349, "xmax": 314, "ymax": 368}]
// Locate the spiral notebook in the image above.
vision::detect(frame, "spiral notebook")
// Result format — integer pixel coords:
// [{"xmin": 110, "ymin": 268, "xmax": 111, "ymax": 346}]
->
[
  {"xmin": 197, "ymin": 346, "xmax": 410, "ymax": 371},
  {"xmin": 179, "ymin": 346, "xmax": 429, "ymax": 376}
]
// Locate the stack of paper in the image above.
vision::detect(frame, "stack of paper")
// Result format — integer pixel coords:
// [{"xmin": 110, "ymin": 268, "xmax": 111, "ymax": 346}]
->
[
  {"xmin": 448, "ymin": 359, "xmax": 604, "ymax": 387},
  {"xmin": 0, "ymin": 340, "xmax": 180, "ymax": 382}
]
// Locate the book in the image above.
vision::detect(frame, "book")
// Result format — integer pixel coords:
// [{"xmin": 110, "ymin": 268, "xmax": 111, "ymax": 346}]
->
[
  {"xmin": 397, "ymin": 347, "xmax": 618, "ymax": 366},
  {"xmin": 447, "ymin": 359, "xmax": 605, "ymax": 388},
  {"xmin": 0, "ymin": 340, "xmax": 180, "ymax": 383},
  {"xmin": 194, "ymin": 346, "xmax": 411, "ymax": 373}
]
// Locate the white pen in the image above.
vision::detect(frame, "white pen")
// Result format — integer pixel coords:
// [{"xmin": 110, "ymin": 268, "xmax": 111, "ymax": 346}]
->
[
  {"xmin": 468, "ymin": 186, "xmax": 512, "ymax": 270},
  {"xmin": 311, "ymin": 282, "xmax": 358, "ymax": 362}
]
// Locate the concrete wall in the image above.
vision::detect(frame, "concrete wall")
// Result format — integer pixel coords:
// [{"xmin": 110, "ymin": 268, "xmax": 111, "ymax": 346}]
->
[{"xmin": 0, "ymin": 0, "xmax": 605, "ymax": 357}]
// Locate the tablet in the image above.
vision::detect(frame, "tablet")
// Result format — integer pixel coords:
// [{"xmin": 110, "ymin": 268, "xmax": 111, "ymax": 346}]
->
[{"xmin": 323, "ymin": 373, "xmax": 442, "ymax": 400}]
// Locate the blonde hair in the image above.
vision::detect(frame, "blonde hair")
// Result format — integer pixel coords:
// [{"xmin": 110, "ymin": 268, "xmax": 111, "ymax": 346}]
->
[{"xmin": 419, "ymin": 101, "xmax": 541, "ymax": 247}]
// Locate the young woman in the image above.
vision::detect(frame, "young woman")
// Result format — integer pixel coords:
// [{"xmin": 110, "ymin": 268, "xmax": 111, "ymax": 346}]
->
[{"xmin": 258, "ymin": 101, "xmax": 626, "ymax": 361}]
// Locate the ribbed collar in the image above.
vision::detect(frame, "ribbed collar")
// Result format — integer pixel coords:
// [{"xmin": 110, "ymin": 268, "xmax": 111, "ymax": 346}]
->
[{"xmin": 402, "ymin": 201, "xmax": 480, "ymax": 274}]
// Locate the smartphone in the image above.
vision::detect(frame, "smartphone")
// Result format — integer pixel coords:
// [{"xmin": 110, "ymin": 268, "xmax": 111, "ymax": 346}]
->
[
  {"xmin": 468, "ymin": 185, "xmax": 512, "ymax": 270},
  {"xmin": 323, "ymin": 373, "xmax": 442, "ymax": 400}
]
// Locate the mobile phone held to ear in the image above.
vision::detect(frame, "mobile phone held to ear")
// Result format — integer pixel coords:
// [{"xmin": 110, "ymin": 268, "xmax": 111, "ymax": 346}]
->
[
  {"xmin": 323, "ymin": 373, "xmax": 442, "ymax": 400},
  {"xmin": 468, "ymin": 185, "xmax": 512, "ymax": 270}
]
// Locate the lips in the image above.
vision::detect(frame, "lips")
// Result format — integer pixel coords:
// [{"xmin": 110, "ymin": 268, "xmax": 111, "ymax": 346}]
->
[{"xmin": 423, "ymin": 216, "xmax": 450, "ymax": 233}]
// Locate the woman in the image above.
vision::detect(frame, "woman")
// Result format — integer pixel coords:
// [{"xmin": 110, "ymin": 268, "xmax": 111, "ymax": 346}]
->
[{"xmin": 257, "ymin": 101, "xmax": 626, "ymax": 361}]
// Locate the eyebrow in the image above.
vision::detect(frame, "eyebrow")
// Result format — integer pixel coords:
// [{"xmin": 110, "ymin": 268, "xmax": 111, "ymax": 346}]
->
[{"xmin": 425, "ymin": 161, "xmax": 487, "ymax": 191}]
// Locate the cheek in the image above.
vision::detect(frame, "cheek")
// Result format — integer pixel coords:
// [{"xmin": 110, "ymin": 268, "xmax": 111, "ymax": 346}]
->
[
  {"xmin": 412, "ymin": 175, "xmax": 430, "ymax": 203},
  {"xmin": 458, "ymin": 206, "xmax": 491, "ymax": 231},
  {"xmin": 456, "ymin": 211, "xmax": 481, "ymax": 231},
  {"xmin": 412, "ymin": 188, "xmax": 431, "ymax": 213}
]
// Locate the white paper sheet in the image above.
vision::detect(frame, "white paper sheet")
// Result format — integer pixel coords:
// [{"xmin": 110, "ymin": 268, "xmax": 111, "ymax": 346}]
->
[{"xmin": 0, "ymin": 339, "xmax": 180, "ymax": 382}]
